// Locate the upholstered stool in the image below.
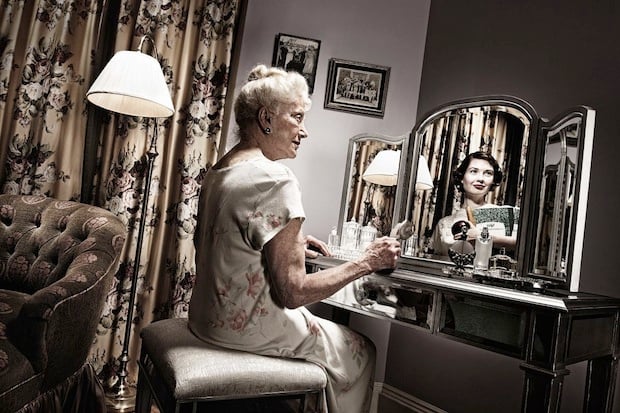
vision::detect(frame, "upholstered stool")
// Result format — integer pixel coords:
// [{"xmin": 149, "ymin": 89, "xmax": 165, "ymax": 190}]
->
[{"xmin": 135, "ymin": 317, "xmax": 327, "ymax": 413}]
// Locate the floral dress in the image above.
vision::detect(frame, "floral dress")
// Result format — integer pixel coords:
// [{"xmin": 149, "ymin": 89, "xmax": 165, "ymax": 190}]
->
[{"xmin": 188, "ymin": 157, "xmax": 375, "ymax": 413}]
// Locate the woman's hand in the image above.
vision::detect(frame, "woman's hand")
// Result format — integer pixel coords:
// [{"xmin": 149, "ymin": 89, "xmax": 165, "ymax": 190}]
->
[
  {"xmin": 450, "ymin": 220, "xmax": 481, "ymax": 242},
  {"xmin": 462, "ymin": 223, "xmax": 481, "ymax": 242},
  {"xmin": 304, "ymin": 235, "xmax": 331, "ymax": 258},
  {"xmin": 357, "ymin": 236, "xmax": 401, "ymax": 273}
]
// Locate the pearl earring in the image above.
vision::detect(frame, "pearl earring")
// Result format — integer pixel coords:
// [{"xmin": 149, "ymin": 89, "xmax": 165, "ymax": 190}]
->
[{"xmin": 264, "ymin": 127, "xmax": 271, "ymax": 134}]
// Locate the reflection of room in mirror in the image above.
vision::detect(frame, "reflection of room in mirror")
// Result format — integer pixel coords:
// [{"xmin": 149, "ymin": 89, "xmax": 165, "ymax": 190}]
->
[
  {"xmin": 404, "ymin": 107, "xmax": 530, "ymax": 262},
  {"xmin": 533, "ymin": 117, "xmax": 580, "ymax": 278},
  {"xmin": 345, "ymin": 140, "xmax": 401, "ymax": 236},
  {"xmin": 336, "ymin": 133, "xmax": 407, "ymax": 260}
]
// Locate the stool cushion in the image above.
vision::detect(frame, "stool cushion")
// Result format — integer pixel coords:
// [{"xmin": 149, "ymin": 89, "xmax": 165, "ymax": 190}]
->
[{"xmin": 140, "ymin": 318, "xmax": 327, "ymax": 401}]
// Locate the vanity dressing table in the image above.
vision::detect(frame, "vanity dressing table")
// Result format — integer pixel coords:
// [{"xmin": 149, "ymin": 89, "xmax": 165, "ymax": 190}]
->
[
  {"xmin": 306, "ymin": 256, "xmax": 620, "ymax": 413},
  {"xmin": 314, "ymin": 96, "xmax": 620, "ymax": 412}
]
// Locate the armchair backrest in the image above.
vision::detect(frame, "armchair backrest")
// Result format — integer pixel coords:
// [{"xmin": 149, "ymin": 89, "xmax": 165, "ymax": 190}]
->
[{"xmin": 0, "ymin": 194, "xmax": 126, "ymax": 293}]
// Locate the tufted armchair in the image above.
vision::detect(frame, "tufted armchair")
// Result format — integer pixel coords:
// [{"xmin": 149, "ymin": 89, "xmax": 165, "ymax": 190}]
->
[{"xmin": 0, "ymin": 194, "xmax": 127, "ymax": 413}]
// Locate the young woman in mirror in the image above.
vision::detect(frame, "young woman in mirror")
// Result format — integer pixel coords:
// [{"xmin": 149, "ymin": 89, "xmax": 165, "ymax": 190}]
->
[
  {"xmin": 431, "ymin": 151, "xmax": 517, "ymax": 258},
  {"xmin": 188, "ymin": 64, "xmax": 400, "ymax": 413}
]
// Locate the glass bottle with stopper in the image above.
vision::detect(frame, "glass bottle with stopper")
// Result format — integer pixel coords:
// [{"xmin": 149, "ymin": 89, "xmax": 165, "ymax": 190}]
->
[{"xmin": 474, "ymin": 226, "xmax": 493, "ymax": 272}]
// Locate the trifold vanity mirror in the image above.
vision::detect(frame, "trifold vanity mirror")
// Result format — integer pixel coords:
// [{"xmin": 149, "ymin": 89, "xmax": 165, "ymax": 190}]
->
[{"xmin": 337, "ymin": 96, "xmax": 595, "ymax": 292}]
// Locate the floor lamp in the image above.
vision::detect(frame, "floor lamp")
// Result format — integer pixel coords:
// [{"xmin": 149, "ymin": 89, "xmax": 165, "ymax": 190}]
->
[{"xmin": 86, "ymin": 35, "xmax": 174, "ymax": 412}]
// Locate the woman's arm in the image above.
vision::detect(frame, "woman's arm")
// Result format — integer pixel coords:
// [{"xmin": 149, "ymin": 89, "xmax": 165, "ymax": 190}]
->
[{"xmin": 263, "ymin": 218, "xmax": 400, "ymax": 309}]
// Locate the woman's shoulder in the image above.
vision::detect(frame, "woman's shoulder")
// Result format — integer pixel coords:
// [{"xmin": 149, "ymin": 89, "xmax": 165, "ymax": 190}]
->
[
  {"xmin": 245, "ymin": 158, "xmax": 296, "ymax": 182},
  {"xmin": 221, "ymin": 159, "xmax": 298, "ymax": 196},
  {"xmin": 211, "ymin": 156, "xmax": 293, "ymax": 178}
]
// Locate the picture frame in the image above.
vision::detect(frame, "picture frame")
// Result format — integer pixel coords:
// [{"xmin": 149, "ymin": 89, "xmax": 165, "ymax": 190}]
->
[
  {"xmin": 272, "ymin": 33, "xmax": 321, "ymax": 94},
  {"xmin": 324, "ymin": 58, "xmax": 391, "ymax": 118}
]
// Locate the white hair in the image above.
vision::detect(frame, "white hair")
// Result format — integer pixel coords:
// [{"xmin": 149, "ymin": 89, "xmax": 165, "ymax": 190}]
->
[{"xmin": 234, "ymin": 64, "xmax": 311, "ymax": 138}]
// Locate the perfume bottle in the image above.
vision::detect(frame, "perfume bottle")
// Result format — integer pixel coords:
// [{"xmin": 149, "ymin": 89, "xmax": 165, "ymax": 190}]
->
[
  {"xmin": 341, "ymin": 219, "xmax": 360, "ymax": 251},
  {"xmin": 474, "ymin": 226, "xmax": 493, "ymax": 271},
  {"xmin": 327, "ymin": 227, "xmax": 340, "ymax": 255},
  {"xmin": 359, "ymin": 224, "xmax": 377, "ymax": 250}
]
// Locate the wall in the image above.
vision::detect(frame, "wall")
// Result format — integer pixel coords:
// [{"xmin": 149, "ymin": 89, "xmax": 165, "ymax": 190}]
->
[
  {"xmin": 225, "ymin": 0, "xmax": 431, "ymax": 241},
  {"xmin": 385, "ymin": 1, "xmax": 620, "ymax": 412}
]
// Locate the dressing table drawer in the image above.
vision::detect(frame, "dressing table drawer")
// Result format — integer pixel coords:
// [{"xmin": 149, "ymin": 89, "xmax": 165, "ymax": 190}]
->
[
  {"xmin": 439, "ymin": 293, "xmax": 529, "ymax": 357},
  {"xmin": 307, "ymin": 259, "xmax": 436, "ymax": 330},
  {"xmin": 355, "ymin": 275, "xmax": 436, "ymax": 330}
]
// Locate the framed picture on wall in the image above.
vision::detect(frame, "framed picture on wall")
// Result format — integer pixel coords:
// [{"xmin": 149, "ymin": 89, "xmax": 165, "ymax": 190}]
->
[
  {"xmin": 272, "ymin": 33, "xmax": 321, "ymax": 94},
  {"xmin": 324, "ymin": 58, "xmax": 390, "ymax": 118}
]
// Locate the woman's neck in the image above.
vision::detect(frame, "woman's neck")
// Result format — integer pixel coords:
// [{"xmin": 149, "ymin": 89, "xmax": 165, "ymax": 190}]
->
[
  {"xmin": 462, "ymin": 197, "xmax": 487, "ymax": 209},
  {"xmin": 214, "ymin": 140, "xmax": 263, "ymax": 169}
]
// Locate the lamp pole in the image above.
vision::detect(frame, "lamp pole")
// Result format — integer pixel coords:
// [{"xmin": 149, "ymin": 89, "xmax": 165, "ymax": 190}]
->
[{"xmin": 106, "ymin": 119, "xmax": 159, "ymax": 412}]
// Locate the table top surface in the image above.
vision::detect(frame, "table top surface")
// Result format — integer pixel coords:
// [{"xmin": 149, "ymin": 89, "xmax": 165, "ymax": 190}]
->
[{"xmin": 307, "ymin": 256, "xmax": 620, "ymax": 312}]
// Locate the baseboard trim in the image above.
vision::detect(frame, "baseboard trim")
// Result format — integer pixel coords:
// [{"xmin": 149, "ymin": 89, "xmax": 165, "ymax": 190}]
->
[{"xmin": 372, "ymin": 382, "xmax": 447, "ymax": 413}]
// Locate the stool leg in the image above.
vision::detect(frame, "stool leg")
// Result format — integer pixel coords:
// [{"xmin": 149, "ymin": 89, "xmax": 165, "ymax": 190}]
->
[
  {"xmin": 298, "ymin": 394, "xmax": 305, "ymax": 413},
  {"xmin": 135, "ymin": 367, "xmax": 153, "ymax": 413}
]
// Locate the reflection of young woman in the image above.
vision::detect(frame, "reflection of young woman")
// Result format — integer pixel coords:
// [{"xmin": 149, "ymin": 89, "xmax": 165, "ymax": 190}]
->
[{"xmin": 431, "ymin": 151, "xmax": 517, "ymax": 257}]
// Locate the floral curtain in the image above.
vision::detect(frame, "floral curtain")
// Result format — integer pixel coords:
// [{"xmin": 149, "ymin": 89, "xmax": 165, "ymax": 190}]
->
[
  {"xmin": 0, "ymin": 0, "xmax": 242, "ymax": 389},
  {"xmin": 0, "ymin": 1, "xmax": 102, "ymax": 198}
]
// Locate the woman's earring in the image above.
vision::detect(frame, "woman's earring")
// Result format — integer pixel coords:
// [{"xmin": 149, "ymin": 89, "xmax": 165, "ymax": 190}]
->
[{"xmin": 264, "ymin": 127, "xmax": 271, "ymax": 135}]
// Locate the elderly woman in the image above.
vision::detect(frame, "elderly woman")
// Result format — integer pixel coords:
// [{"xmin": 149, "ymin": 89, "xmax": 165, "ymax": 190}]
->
[{"xmin": 188, "ymin": 64, "xmax": 400, "ymax": 413}]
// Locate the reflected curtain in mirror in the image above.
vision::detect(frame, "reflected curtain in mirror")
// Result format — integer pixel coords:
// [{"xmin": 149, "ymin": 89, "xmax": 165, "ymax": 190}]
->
[{"xmin": 408, "ymin": 109, "xmax": 528, "ymax": 257}]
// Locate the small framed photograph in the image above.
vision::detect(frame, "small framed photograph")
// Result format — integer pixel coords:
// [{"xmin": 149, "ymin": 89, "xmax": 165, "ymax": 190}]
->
[
  {"xmin": 272, "ymin": 33, "xmax": 321, "ymax": 94},
  {"xmin": 324, "ymin": 58, "xmax": 390, "ymax": 118}
]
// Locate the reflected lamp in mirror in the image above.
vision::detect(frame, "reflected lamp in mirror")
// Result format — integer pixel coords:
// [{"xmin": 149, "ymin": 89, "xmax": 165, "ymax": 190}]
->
[
  {"xmin": 362, "ymin": 149, "xmax": 401, "ymax": 186},
  {"xmin": 416, "ymin": 155, "xmax": 433, "ymax": 190}
]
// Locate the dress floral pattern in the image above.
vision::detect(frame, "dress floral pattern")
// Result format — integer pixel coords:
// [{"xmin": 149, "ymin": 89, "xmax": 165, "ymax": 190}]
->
[{"xmin": 189, "ymin": 157, "xmax": 376, "ymax": 413}]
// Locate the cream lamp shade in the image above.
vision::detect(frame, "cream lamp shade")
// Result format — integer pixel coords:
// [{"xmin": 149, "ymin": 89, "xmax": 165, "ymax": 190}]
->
[
  {"xmin": 362, "ymin": 149, "xmax": 401, "ymax": 186},
  {"xmin": 86, "ymin": 48, "xmax": 174, "ymax": 118},
  {"xmin": 416, "ymin": 155, "xmax": 434, "ymax": 190}
]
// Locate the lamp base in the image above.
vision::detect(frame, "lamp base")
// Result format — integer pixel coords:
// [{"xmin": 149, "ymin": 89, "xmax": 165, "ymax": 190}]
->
[{"xmin": 105, "ymin": 382, "xmax": 136, "ymax": 413}]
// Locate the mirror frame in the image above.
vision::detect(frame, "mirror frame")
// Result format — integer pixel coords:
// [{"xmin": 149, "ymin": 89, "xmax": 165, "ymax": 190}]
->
[
  {"xmin": 523, "ymin": 106, "xmax": 595, "ymax": 291},
  {"xmin": 395, "ymin": 95, "xmax": 540, "ymax": 278},
  {"xmin": 337, "ymin": 132, "xmax": 409, "ymax": 239}
]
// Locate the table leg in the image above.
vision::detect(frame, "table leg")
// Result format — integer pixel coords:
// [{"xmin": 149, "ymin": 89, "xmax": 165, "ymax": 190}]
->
[
  {"xmin": 583, "ymin": 354, "xmax": 619, "ymax": 413},
  {"xmin": 520, "ymin": 363, "xmax": 569, "ymax": 413}
]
